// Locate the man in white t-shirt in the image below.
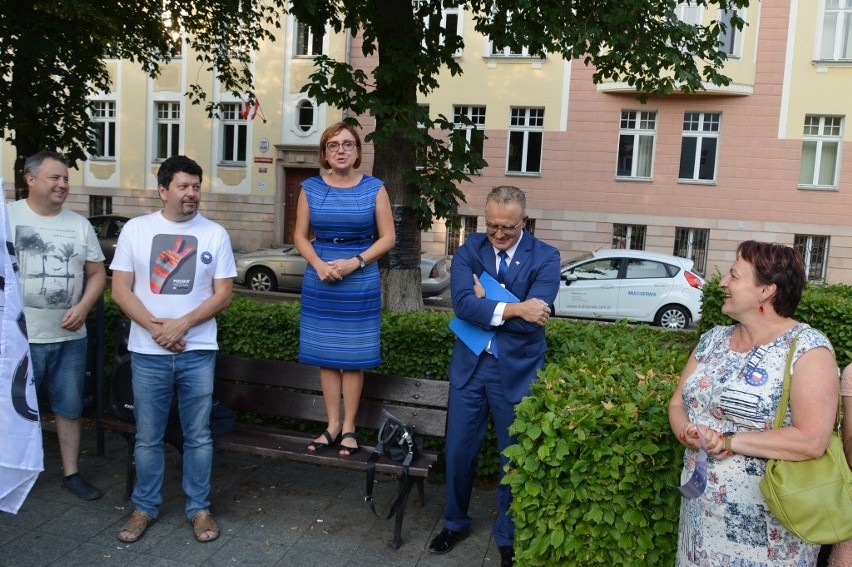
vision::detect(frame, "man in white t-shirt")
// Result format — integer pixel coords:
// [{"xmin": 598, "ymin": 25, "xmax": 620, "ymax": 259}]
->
[
  {"xmin": 7, "ymin": 151, "xmax": 107, "ymax": 501},
  {"xmin": 110, "ymin": 155, "xmax": 236, "ymax": 544}
]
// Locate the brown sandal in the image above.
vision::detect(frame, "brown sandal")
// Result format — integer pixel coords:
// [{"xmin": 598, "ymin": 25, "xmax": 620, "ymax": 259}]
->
[
  {"xmin": 191, "ymin": 510, "xmax": 220, "ymax": 542},
  {"xmin": 117, "ymin": 510, "xmax": 153, "ymax": 543}
]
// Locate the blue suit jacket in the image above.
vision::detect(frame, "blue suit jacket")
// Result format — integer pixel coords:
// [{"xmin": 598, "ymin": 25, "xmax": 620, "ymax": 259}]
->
[{"xmin": 448, "ymin": 231, "xmax": 561, "ymax": 403}]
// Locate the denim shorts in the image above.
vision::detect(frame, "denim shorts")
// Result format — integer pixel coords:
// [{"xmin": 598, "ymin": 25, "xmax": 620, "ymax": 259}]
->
[{"xmin": 30, "ymin": 337, "xmax": 88, "ymax": 419}]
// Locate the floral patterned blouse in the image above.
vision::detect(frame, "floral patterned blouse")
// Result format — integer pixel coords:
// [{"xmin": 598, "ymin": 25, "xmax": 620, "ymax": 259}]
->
[{"xmin": 676, "ymin": 323, "xmax": 834, "ymax": 567}]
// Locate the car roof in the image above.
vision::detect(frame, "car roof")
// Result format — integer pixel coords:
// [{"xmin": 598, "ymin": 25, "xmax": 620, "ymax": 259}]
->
[{"xmin": 571, "ymin": 249, "xmax": 696, "ymax": 270}]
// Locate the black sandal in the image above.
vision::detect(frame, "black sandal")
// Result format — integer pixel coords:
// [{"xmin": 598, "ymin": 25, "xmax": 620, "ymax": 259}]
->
[
  {"xmin": 339, "ymin": 432, "xmax": 359, "ymax": 456},
  {"xmin": 307, "ymin": 430, "xmax": 341, "ymax": 452}
]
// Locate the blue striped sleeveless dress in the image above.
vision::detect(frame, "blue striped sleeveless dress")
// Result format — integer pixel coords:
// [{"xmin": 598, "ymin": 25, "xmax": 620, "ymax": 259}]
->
[{"xmin": 298, "ymin": 175, "xmax": 383, "ymax": 369}]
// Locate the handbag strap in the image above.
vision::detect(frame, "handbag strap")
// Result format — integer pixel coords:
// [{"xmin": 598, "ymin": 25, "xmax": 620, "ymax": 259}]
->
[{"xmin": 772, "ymin": 329, "xmax": 841, "ymax": 431}]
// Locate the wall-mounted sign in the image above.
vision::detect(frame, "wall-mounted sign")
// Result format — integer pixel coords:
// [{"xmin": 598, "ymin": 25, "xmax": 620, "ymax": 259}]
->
[
  {"xmin": 254, "ymin": 157, "xmax": 273, "ymax": 164},
  {"xmin": 257, "ymin": 182, "xmax": 267, "ymax": 191},
  {"xmin": 258, "ymin": 138, "xmax": 270, "ymax": 153}
]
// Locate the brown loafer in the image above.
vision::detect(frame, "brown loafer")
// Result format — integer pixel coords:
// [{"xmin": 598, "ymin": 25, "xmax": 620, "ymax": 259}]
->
[
  {"xmin": 190, "ymin": 510, "xmax": 219, "ymax": 542},
  {"xmin": 117, "ymin": 510, "xmax": 153, "ymax": 543}
]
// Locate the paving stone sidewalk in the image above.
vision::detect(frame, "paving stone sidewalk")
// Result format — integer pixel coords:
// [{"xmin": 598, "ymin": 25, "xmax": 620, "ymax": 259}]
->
[{"xmin": 0, "ymin": 422, "xmax": 503, "ymax": 567}]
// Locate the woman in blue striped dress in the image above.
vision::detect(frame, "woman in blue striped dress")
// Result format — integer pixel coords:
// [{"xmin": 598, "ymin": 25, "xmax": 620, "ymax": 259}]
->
[{"xmin": 294, "ymin": 122, "xmax": 395, "ymax": 456}]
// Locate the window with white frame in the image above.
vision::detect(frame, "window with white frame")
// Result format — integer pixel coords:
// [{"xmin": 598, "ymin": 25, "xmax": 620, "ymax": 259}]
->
[
  {"xmin": 820, "ymin": 0, "xmax": 852, "ymax": 61},
  {"xmin": 445, "ymin": 214, "xmax": 478, "ymax": 256},
  {"xmin": 488, "ymin": 41, "xmax": 532, "ymax": 57},
  {"xmin": 794, "ymin": 234, "xmax": 830, "ymax": 282},
  {"xmin": 612, "ymin": 224, "xmax": 646, "ymax": 250},
  {"xmin": 221, "ymin": 103, "xmax": 247, "ymax": 164},
  {"xmin": 297, "ymin": 100, "xmax": 314, "ymax": 133},
  {"xmin": 799, "ymin": 115, "xmax": 843, "ymax": 188},
  {"xmin": 718, "ymin": 8, "xmax": 742, "ymax": 57},
  {"xmin": 679, "ymin": 112, "xmax": 720, "ymax": 182},
  {"xmin": 415, "ymin": 0, "xmax": 463, "ymax": 54},
  {"xmin": 617, "ymin": 110, "xmax": 657, "ymax": 179},
  {"xmin": 91, "ymin": 101, "xmax": 116, "ymax": 159},
  {"xmin": 295, "ymin": 20, "xmax": 323, "ymax": 56},
  {"xmin": 155, "ymin": 102, "xmax": 180, "ymax": 160},
  {"xmin": 453, "ymin": 105, "xmax": 485, "ymax": 170},
  {"xmin": 675, "ymin": 2, "xmax": 701, "ymax": 26},
  {"xmin": 673, "ymin": 227, "xmax": 708, "ymax": 275},
  {"xmin": 89, "ymin": 196, "xmax": 112, "ymax": 217},
  {"xmin": 507, "ymin": 107, "xmax": 543, "ymax": 174}
]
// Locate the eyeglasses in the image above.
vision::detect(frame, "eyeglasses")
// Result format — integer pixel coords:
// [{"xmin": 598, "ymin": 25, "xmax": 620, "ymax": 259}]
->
[
  {"xmin": 485, "ymin": 219, "xmax": 524, "ymax": 235},
  {"xmin": 325, "ymin": 140, "xmax": 358, "ymax": 152}
]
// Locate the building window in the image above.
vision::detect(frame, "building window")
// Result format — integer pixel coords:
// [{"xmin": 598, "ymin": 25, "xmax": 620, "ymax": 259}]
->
[
  {"xmin": 820, "ymin": 0, "xmax": 852, "ymax": 61},
  {"xmin": 297, "ymin": 100, "xmax": 314, "ymax": 133},
  {"xmin": 488, "ymin": 40, "xmax": 531, "ymax": 57},
  {"xmin": 507, "ymin": 107, "xmax": 543, "ymax": 174},
  {"xmin": 446, "ymin": 214, "xmax": 478, "ymax": 256},
  {"xmin": 92, "ymin": 101, "xmax": 116, "ymax": 159},
  {"xmin": 295, "ymin": 21, "xmax": 323, "ymax": 56},
  {"xmin": 453, "ymin": 105, "xmax": 486, "ymax": 172},
  {"xmin": 673, "ymin": 227, "xmax": 708, "ymax": 275},
  {"xmin": 415, "ymin": 0, "xmax": 463, "ymax": 55},
  {"xmin": 799, "ymin": 115, "xmax": 842, "ymax": 188},
  {"xmin": 675, "ymin": 2, "xmax": 701, "ymax": 26},
  {"xmin": 221, "ymin": 103, "xmax": 248, "ymax": 164},
  {"xmin": 679, "ymin": 112, "xmax": 720, "ymax": 182},
  {"xmin": 416, "ymin": 104, "xmax": 430, "ymax": 169},
  {"xmin": 794, "ymin": 235, "xmax": 830, "ymax": 282},
  {"xmin": 89, "ymin": 196, "xmax": 112, "ymax": 216},
  {"xmin": 617, "ymin": 110, "xmax": 657, "ymax": 179},
  {"xmin": 612, "ymin": 224, "xmax": 646, "ymax": 250},
  {"xmin": 718, "ymin": 8, "xmax": 742, "ymax": 57},
  {"xmin": 525, "ymin": 218, "xmax": 536, "ymax": 236},
  {"xmin": 155, "ymin": 102, "xmax": 180, "ymax": 160}
]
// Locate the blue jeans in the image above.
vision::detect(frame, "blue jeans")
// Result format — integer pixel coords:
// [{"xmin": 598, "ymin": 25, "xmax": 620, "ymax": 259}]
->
[
  {"xmin": 130, "ymin": 350, "xmax": 215, "ymax": 520},
  {"xmin": 30, "ymin": 337, "xmax": 88, "ymax": 418}
]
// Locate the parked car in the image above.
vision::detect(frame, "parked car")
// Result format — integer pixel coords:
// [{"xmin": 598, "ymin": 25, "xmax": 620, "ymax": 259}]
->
[
  {"xmin": 235, "ymin": 246, "xmax": 451, "ymax": 297},
  {"xmin": 553, "ymin": 249, "xmax": 704, "ymax": 329},
  {"xmin": 88, "ymin": 214, "xmax": 130, "ymax": 267}
]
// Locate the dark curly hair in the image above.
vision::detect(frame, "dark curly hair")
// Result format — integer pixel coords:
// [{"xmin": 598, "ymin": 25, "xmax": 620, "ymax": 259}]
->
[{"xmin": 736, "ymin": 240, "xmax": 805, "ymax": 318}]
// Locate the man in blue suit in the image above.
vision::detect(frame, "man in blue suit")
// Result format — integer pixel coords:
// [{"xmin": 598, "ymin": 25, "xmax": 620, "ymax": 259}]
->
[{"xmin": 429, "ymin": 186, "xmax": 561, "ymax": 565}]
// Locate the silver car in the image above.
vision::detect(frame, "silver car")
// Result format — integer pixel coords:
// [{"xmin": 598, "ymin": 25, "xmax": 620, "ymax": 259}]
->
[{"xmin": 235, "ymin": 246, "xmax": 451, "ymax": 297}]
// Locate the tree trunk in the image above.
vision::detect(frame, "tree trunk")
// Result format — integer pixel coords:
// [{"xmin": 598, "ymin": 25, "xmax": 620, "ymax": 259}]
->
[{"xmin": 371, "ymin": 0, "xmax": 424, "ymax": 312}]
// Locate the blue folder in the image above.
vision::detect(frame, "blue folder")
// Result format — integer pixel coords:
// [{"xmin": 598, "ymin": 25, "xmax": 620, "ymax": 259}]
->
[{"xmin": 449, "ymin": 272, "xmax": 519, "ymax": 355}]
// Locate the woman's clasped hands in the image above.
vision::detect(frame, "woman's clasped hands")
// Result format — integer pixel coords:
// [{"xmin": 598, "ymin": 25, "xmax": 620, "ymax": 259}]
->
[{"xmin": 679, "ymin": 422, "xmax": 733, "ymax": 460}]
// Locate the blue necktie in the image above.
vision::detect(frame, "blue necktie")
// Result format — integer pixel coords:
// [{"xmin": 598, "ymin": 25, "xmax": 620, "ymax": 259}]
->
[
  {"xmin": 497, "ymin": 251, "xmax": 509, "ymax": 284},
  {"xmin": 490, "ymin": 251, "xmax": 510, "ymax": 359}
]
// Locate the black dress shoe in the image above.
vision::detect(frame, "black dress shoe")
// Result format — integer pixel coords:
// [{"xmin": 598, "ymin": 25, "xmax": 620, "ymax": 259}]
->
[
  {"xmin": 499, "ymin": 545, "xmax": 514, "ymax": 566},
  {"xmin": 429, "ymin": 527, "xmax": 470, "ymax": 554}
]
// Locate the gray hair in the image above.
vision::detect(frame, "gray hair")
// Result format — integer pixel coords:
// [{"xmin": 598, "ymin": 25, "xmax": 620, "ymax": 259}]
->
[
  {"xmin": 24, "ymin": 151, "xmax": 67, "ymax": 176},
  {"xmin": 486, "ymin": 185, "xmax": 526, "ymax": 213}
]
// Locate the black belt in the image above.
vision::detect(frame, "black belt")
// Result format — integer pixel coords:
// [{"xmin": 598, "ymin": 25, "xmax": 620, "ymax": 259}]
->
[{"xmin": 315, "ymin": 237, "xmax": 374, "ymax": 244}]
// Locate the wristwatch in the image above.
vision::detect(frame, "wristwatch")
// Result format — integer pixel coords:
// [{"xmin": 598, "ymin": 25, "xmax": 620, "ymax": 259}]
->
[
  {"xmin": 355, "ymin": 254, "xmax": 366, "ymax": 269},
  {"xmin": 723, "ymin": 432, "xmax": 735, "ymax": 452}
]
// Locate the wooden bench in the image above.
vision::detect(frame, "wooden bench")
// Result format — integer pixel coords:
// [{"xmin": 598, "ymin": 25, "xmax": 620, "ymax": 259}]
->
[{"xmin": 96, "ymin": 354, "xmax": 449, "ymax": 549}]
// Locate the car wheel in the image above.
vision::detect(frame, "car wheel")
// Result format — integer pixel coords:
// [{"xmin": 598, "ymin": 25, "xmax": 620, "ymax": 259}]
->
[
  {"xmin": 654, "ymin": 305, "xmax": 690, "ymax": 329},
  {"xmin": 247, "ymin": 267, "xmax": 277, "ymax": 292}
]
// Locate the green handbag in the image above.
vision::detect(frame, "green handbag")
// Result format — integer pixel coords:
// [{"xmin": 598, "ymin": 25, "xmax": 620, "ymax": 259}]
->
[{"xmin": 759, "ymin": 334, "xmax": 852, "ymax": 545}]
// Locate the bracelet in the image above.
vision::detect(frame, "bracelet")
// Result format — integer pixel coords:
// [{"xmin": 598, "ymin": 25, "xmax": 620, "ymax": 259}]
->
[
  {"xmin": 723, "ymin": 432, "xmax": 735, "ymax": 453},
  {"xmin": 355, "ymin": 254, "xmax": 366, "ymax": 269}
]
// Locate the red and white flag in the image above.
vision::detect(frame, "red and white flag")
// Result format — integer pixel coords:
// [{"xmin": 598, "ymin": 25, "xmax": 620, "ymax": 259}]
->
[
  {"xmin": 0, "ymin": 176, "xmax": 42, "ymax": 514},
  {"xmin": 240, "ymin": 99, "xmax": 260, "ymax": 121}
]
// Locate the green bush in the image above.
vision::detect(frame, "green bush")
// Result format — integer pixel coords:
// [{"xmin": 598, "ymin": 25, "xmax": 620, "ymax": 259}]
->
[{"xmin": 506, "ymin": 321, "xmax": 691, "ymax": 566}]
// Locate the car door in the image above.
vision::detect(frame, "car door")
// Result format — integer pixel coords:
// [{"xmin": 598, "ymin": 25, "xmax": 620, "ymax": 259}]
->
[
  {"xmin": 554, "ymin": 257, "xmax": 622, "ymax": 319},
  {"xmin": 615, "ymin": 258, "xmax": 675, "ymax": 321},
  {"xmin": 275, "ymin": 248, "xmax": 308, "ymax": 291}
]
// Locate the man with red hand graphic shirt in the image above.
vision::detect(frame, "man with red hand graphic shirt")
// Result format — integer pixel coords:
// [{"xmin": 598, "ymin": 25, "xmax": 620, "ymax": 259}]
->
[{"xmin": 109, "ymin": 155, "xmax": 236, "ymax": 544}]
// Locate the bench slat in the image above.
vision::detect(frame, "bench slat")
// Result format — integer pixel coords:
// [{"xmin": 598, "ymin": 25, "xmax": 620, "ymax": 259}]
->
[
  {"xmin": 214, "ymin": 382, "xmax": 447, "ymax": 438},
  {"xmin": 215, "ymin": 356, "xmax": 449, "ymax": 409}
]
